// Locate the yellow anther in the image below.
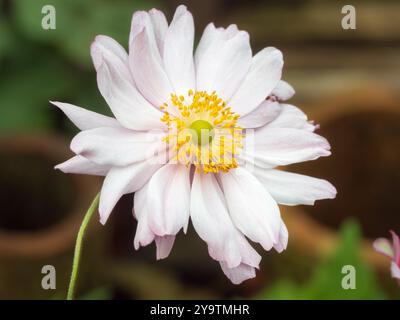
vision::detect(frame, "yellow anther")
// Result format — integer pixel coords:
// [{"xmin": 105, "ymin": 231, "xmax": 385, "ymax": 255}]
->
[{"xmin": 160, "ymin": 90, "xmax": 243, "ymax": 174}]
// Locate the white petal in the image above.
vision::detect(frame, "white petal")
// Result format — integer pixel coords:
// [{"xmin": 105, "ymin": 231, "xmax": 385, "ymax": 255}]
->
[
  {"xmin": 148, "ymin": 9, "xmax": 168, "ymax": 55},
  {"xmin": 99, "ymin": 161, "xmax": 163, "ymax": 224},
  {"xmin": 238, "ymin": 102, "xmax": 316, "ymax": 130},
  {"xmin": 373, "ymin": 238, "xmax": 394, "ymax": 258},
  {"xmin": 266, "ymin": 104, "xmax": 316, "ymax": 131},
  {"xmin": 391, "ymin": 262, "xmax": 400, "ymax": 280},
  {"xmin": 70, "ymin": 127, "xmax": 165, "ymax": 167},
  {"xmin": 237, "ymin": 100, "xmax": 281, "ymax": 129},
  {"xmin": 229, "ymin": 47, "xmax": 283, "ymax": 115},
  {"xmin": 274, "ymin": 221, "xmax": 289, "ymax": 253},
  {"xmin": 134, "ymin": 218, "xmax": 155, "ymax": 250},
  {"xmin": 190, "ymin": 172, "xmax": 240, "ymax": 267},
  {"xmin": 220, "ymin": 262, "xmax": 256, "ymax": 285},
  {"xmin": 134, "ymin": 181, "xmax": 177, "ymax": 260},
  {"xmin": 50, "ymin": 101, "xmax": 120, "ymax": 130},
  {"xmin": 271, "ymin": 80, "xmax": 295, "ymax": 101},
  {"xmin": 219, "ymin": 167, "xmax": 281, "ymax": 250},
  {"xmin": 146, "ymin": 164, "xmax": 190, "ymax": 236},
  {"xmin": 55, "ymin": 155, "xmax": 110, "ymax": 176},
  {"xmin": 130, "ymin": 9, "xmax": 167, "ymax": 51},
  {"xmin": 133, "ymin": 183, "xmax": 155, "ymax": 249},
  {"xmin": 195, "ymin": 25, "xmax": 252, "ymax": 101},
  {"xmin": 220, "ymin": 228, "xmax": 262, "ymax": 284},
  {"xmin": 390, "ymin": 230, "xmax": 400, "ymax": 264},
  {"xmin": 129, "ymin": 11, "xmax": 146, "ymax": 47},
  {"xmin": 253, "ymin": 168, "xmax": 337, "ymax": 206},
  {"xmin": 242, "ymin": 128, "xmax": 331, "ymax": 168},
  {"xmin": 155, "ymin": 235, "xmax": 175, "ymax": 260},
  {"xmin": 129, "ymin": 12, "xmax": 172, "ymax": 108},
  {"xmin": 163, "ymin": 5, "xmax": 195, "ymax": 96},
  {"xmin": 190, "ymin": 172, "xmax": 260, "ymax": 269},
  {"xmin": 91, "ymin": 35, "xmax": 129, "ymax": 73},
  {"xmin": 91, "ymin": 35, "xmax": 163, "ymax": 130},
  {"xmin": 194, "ymin": 23, "xmax": 219, "ymax": 66}
]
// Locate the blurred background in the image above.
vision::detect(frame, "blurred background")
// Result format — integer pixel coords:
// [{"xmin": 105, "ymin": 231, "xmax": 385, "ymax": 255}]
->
[{"xmin": 0, "ymin": 0, "xmax": 399, "ymax": 299}]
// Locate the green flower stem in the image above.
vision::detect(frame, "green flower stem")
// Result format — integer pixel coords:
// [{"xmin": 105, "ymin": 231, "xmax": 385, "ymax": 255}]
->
[{"xmin": 67, "ymin": 193, "xmax": 100, "ymax": 300}]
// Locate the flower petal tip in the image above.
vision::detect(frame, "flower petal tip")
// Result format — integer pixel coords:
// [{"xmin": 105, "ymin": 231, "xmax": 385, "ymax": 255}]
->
[
  {"xmin": 49, "ymin": 100, "xmax": 62, "ymax": 109},
  {"xmin": 274, "ymin": 246, "xmax": 285, "ymax": 254},
  {"xmin": 99, "ymin": 212, "xmax": 108, "ymax": 226},
  {"xmin": 322, "ymin": 149, "xmax": 332, "ymax": 157},
  {"xmin": 330, "ymin": 187, "xmax": 338, "ymax": 199},
  {"xmin": 156, "ymin": 254, "xmax": 167, "ymax": 261},
  {"xmin": 326, "ymin": 182, "xmax": 338, "ymax": 199},
  {"xmin": 69, "ymin": 135, "xmax": 86, "ymax": 156},
  {"xmin": 176, "ymin": 4, "xmax": 188, "ymax": 12}
]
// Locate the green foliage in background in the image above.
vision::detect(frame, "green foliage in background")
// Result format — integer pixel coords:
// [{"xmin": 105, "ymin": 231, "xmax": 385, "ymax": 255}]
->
[
  {"xmin": 0, "ymin": 51, "xmax": 76, "ymax": 132},
  {"xmin": 0, "ymin": 0, "xmax": 162, "ymax": 134},
  {"xmin": 13, "ymin": 0, "xmax": 159, "ymax": 66},
  {"xmin": 0, "ymin": 15, "xmax": 14, "ymax": 59},
  {"xmin": 79, "ymin": 286, "xmax": 112, "ymax": 300},
  {"xmin": 259, "ymin": 220, "xmax": 386, "ymax": 299}
]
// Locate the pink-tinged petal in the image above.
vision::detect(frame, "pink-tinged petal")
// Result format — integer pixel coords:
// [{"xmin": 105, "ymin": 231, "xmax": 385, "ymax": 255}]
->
[
  {"xmin": 190, "ymin": 172, "xmax": 261, "ymax": 269},
  {"xmin": 237, "ymin": 100, "xmax": 281, "ymax": 129},
  {"xmin": 70, "ymin": 127, "xmax": 165, "ymax": 167},
  {"xmin": 219, "ymin": 167, "xmax": 281, "ymax": 251},
  {"xmin": 50, "ymin": 101, "xmax": 120, "ymax": 130},
  {"xmin": 163, "ymin": 5, "xmax": 195, "ymax": 96},
  {"xmin": 129, "ymin": 9, "xmax": 167, "ymax": 53},
  {"xmin": 133, "ymin": 183, "xmax": 156, "ymax": 249},
  {"xmin": 91, "ymin": 35, "xmax": 163, "ymax": 130},
  {"xmin": 91, "ymin": 35, "xmax": 129, "ymax": 73},
  {"xmin": 129, "ymin": 12, "xmax": 173, "ymax": 108},
  {"xmin": 194, "ymin": 23, "xmax": 236, "ymax": 67},
  {"xmin": 253, "ymin": 168, "xmax": 337, "ymax": 206},
  {"xmin": 134, "ymin": 217, "xmax": 155, "ymax": 250},
  {"xmin": 266, "ymin": 104, "xmax": 316, "ymax": 132},
  {"xmin": 229, "ymin": 47, "xmax": 283, "ymax": 116},
  {"xmin": 219, "ymin": 229, "xmax": 261, "ymax": 284},
  {"xmin": 242, "ymin": 128, "xmax": 331, "ymax": 168},
  {"xmin": 238, "ymin": 102, "xmax": 316, "ymax": 130},
  {"xmin": 55, "ymin": 155, "xmax": 110, "ymax": 176},
  {"xmin": 195, "ymin": 25, "xmax": 252, "ymax": 101},
  {"xmin": 220, "ymin": 262, "xmax": 256, "ymax": 285},
  {"xmin": 99, "ymin": 161, "xmax": 163, "ymax": 224},
  {"xmin": 155, "ymin": 235, "xmax": 175, "ymax": 260},
  {"xmin": 198, "ymin": 23, "xmax": 239, "ymax": 50},
  {"xmin": 390, "ymin": 230, "xmax": 400, "ymax": 265},
  {"xmin": 274, "ymin": 221, "xmax": 289, "ymax": 253},
  {"xmin": 190, "ymin": 172, "xmax": 241, "ymax": 267},
  {"xmin": 134, "ymin": 183, "xmax": 176, "ymax": 260},
  {"xmin": 194, "ymin": 23, "xmax": 220, "ymax": 65},
  {"xmin": 373, "ymin": 238, "xmax": 394, "ymax": 259},
  {"xmin": 145, "ymin": 164, "xmax": 190, "ymax": 236},
  {"xmin": 271, "ymin": 80, "xmax": 295, "ymax": 101},
  {"xmin": 148, "ymin": 9, "xmax": 168, "ymax": 55},
  {"xmin": 129, "ymin": 11, "xmax": 145, "ymax": 48},
  {"xmin": 391, "ymin": 261, "xmax": 400, "ymax": 280}
]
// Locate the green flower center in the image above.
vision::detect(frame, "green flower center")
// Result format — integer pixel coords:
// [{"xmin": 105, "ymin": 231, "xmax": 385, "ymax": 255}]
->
[{"xmin": 189, "ymin": 120, "xmax": 214, "ymax": 146}]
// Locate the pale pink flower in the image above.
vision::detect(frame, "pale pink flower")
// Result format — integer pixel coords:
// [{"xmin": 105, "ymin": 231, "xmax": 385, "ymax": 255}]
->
[
  {"xmin": 373, "ymin": 231, "xmax": 400, "ymax": 284},
  {"xmin": 53, "ymin": 5, "xmax": 336, "ymax": 284}
]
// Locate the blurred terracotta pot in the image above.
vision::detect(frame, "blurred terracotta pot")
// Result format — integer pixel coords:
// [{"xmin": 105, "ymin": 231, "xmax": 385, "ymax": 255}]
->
[
  {"xmin": 0, "ymin": 134, "xmax": 103, "ymax": 299},
  {"xmin": 0, "ymin": 134, "xmax": 101, "ymax": 258},
  {"xmin": 283, "ymin": 86, "xmax": 400, "ymax": 272}
]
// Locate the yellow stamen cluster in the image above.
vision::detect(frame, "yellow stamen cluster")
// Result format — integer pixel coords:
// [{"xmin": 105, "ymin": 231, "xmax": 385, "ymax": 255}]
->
[{"xmin": 160, "ymin": 90, "xmax": 243, "ymax": 173}]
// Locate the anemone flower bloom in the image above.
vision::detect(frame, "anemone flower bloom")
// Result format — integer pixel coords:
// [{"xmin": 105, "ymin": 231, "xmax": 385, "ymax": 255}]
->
[
  {"xmin": 53, "ymin": 5, "xmax": 336, "ymax": 284},
  {"xmin": 373, "ymin": 231, "xmax": 400, "ymax": 284}
]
